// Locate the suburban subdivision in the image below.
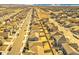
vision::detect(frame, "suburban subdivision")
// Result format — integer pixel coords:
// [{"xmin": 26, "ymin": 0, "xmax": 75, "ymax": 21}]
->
[{"xmin": 0, "ymin": 4, "xmax": 79, "ymax": 55}]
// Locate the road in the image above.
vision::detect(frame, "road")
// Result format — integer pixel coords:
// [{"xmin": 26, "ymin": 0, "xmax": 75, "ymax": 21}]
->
[
  {"xmin": 0, "ymin": 9, "xmax": 23, "ymax": 27},
  {"xmin": 35, "ymin": 8, "xmax": 79, "ymax": 46},
  {"xmin": 7, "ymin": 9, "xmax": 32, "ymax": 55},
  {"xmin": 0, "ymin": 7, "xmax": 78, "ymax": 55}
]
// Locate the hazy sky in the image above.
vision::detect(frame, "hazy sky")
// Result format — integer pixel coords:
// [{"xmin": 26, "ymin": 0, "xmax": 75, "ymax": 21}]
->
[{"xmin": 0, "ymin": 0, "xmax": 78, "ymax": 4}]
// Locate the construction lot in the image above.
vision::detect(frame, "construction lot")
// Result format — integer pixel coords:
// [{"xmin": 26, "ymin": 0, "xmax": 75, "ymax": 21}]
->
[{"xmin": 0, "ymin": 5, "xmax": 79, "ymax": 55}]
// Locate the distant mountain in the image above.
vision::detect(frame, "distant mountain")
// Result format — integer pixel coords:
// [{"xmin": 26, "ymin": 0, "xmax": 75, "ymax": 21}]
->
[
  {"xmin": 33, "ymin": 4, "xmax": 79, "ymax": 6},
  {"xmin": 0, "ymin": 4, "xmax": 79, "ymax": 7},
  {"xmin": 33, "ymin": 4, "xmax": 52, "ymax": 6},
  {"xmin": 53, "ymin": 4, "xmax": 79, "ymax": 6}
]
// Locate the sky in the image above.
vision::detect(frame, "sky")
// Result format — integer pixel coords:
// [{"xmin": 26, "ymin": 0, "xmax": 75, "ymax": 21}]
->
[{"xmin": 0, "ymin": 0, "xmax": 79, "ymax": 4}]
